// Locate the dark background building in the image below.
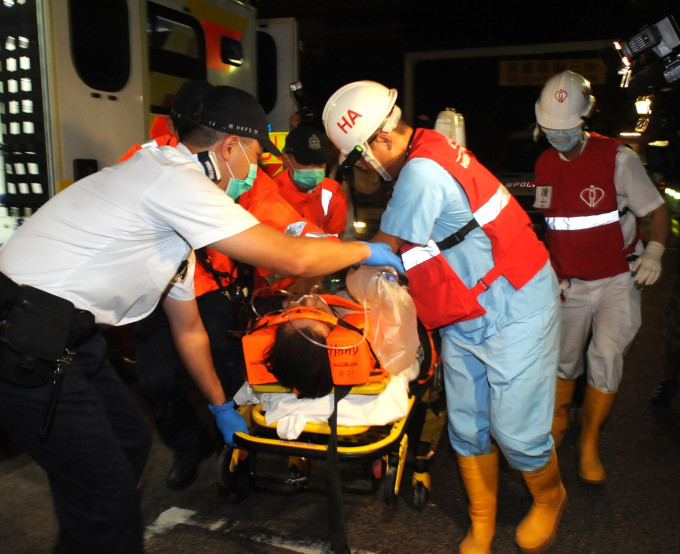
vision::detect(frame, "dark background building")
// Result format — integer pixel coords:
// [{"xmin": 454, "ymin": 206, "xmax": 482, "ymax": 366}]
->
[{"xmin": 255, "ymin": 0, "xmax": 680, "ymax": 171}]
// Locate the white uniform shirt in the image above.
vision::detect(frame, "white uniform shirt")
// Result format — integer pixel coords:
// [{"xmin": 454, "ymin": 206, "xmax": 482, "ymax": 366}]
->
[
  {"xmin": 0, "ymin": 144, "xmax": 259, "ymax": 325},
  {"xmin": 613, "ymin": 145, "xmax": 665, "ymax": 253}
]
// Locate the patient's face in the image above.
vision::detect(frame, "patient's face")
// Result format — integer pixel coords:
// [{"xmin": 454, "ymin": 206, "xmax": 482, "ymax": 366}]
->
[{"xmin": 285, "ymin": 294, "xmax": 334, "ymax": 338}]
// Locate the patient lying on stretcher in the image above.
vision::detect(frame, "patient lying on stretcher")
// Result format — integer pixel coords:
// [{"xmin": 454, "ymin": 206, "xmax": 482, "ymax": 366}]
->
[{"xmin": 235, "ymin": 267, "xmax": 422, "ymax": 439}]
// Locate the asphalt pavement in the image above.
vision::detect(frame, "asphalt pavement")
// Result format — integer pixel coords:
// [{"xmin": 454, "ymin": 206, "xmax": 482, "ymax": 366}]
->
[{"xmin": 1, "ymin": 252, "xmax": 679, "ymax": 553}]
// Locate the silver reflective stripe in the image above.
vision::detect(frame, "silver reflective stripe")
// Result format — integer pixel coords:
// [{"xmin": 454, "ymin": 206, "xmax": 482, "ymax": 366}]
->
[
  {"xmin": 321, "ymin": 188, "xmax": 332, "ymax": 217},
  {"xmin": 401, "ymin": 239, "xmax": 440, "ymax": 271},
  {"xmin": 286, "ymin": 221, "xmax": 332, "ymax": 239},
  {"xmin": 473, "ymin": 185, "xmax": 511, "ymax": 226},
  {"xmin": 284, "ymin": 221, "xmax": 308, "ymax": 236},
  {"xmin": 140, "ymin": 139, "xmax": 160, "ymax": 149},
  {"xmin": 544, "ymin": 209, "xmax": 619, "ymax": 231}
]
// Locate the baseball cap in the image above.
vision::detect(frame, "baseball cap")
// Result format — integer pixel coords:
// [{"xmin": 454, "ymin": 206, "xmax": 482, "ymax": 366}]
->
[
  {"xmin": 283, "ymin": 125, "xmax": 329, "ymax": 165},
  {"xmin": 196, "ymin": 85, "xmax": 282, "ymax": 156},
  {"xmin": 167, "ymin": 80, "xmax": 213, "ymax": 140},
  {"xmin": 171, "ymin": 80, "xmax": 213, "ymax": 121}
]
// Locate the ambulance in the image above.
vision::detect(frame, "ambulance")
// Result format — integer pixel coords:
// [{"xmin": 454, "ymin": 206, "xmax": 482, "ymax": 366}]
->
[{"xmin": 0, "ymin": 0, "xmax": 297, "ymax": 243}]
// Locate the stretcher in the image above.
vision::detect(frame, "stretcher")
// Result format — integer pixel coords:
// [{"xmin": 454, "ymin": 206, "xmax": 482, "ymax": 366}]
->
[{"xmin": 217, "ymin": 314, "xmax": 447, "ymax": 517}]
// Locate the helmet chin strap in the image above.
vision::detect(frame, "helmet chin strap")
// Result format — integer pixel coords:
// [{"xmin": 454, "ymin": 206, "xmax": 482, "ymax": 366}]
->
[
  {"xmin": 359, "ymin": 105, "xmax": 402, "ymax": 181},
  {"xmin": 362, "ymin": 146, "xmax": 392, "ymax": 181}
]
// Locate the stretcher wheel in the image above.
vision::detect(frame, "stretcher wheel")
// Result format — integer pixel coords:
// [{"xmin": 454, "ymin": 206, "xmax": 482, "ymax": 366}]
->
[
  {"xmin": 413, "ymin": 480, "xmax": 429, "ymax": 511},
  {"xmin": 217, "ymin": 446, "xmax": 237, "ymax": 489},
  {"xmin": 217, "ymin": 446, "xmax": 250, "ymax": 500},
  {"xmin": 382, "ymin": 462, "xmax": 399, "ymax": 509},
  {"xmin": 287, "ymin": 456, "xmax": 309, "ymax": 492}
]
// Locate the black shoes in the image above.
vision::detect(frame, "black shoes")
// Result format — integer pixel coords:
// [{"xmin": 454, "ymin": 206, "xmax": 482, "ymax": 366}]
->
[
  {"xmin": 166, "ymin": 439, "xmax": 216, "ymax": 491},
  {"xmin": 650, "ymin": 379, "xmax": 678, "ymax": 407}
]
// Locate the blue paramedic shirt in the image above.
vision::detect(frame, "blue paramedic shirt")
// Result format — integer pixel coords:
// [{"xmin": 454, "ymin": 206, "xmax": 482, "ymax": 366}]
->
[{"xmin": 380, "ymin": 156, "xmax": 558, "ymax": 344}]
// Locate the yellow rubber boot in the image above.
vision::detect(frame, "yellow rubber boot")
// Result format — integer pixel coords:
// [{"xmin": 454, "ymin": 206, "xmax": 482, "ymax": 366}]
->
[
  {"xmin": 457, "ymin": 446, "xmax": 498, "ymax": 554},
  {"xmin": 515, "ymin": 448, "xmax": 567, "ymax": 552},
  {"xmin": 578, "ymin": 383, "xmax": 616, "ymax": 484},
  {"xmin": 551, "ymin": 378, "xmax": 576, "ymax": 447}
]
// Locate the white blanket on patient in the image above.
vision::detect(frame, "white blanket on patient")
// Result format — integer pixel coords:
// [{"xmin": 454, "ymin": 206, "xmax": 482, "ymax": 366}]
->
[{"xmin": 233, "ymin": 363, "xmax": 417, "ymax": 440}]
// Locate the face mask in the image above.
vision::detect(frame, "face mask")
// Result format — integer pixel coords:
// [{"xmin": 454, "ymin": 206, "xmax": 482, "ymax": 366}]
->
[
  {"xmin": 292, "ymin": 168, "xmax": 325, "ymax": 189},
  {"xmin": 225, "ymin": 142, "xmax": 258, "ymax": 200},
  {"xmin": 544, "ymin": 127, "xmax": 584, "ymax": 153}
]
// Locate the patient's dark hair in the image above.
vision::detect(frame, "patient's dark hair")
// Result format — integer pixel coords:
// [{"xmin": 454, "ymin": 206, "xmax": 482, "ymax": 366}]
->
[{"xmin": 264, "ymin": 324, "xmax": 333, "ymax": 398}]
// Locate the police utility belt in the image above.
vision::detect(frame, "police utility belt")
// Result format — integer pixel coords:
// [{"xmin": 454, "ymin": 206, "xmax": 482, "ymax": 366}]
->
[{"xmin": 0, "ymin": 271, "xmax": 96, "ymax": 388}]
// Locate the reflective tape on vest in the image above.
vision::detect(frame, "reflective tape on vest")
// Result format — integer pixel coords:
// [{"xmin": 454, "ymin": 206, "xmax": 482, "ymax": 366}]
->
[
  {"xmin": 402, "ymin": 185, "xmax": 510, "ymax": 272},
  {"xmin": 285, "ymin": 221, "xmax": 309, "ymax": 236},
  {"xmin": 473, "ymin": 185, "xmax": 511, "ymax": 226},
  {"xmin": 544, "ymin": 209, "xmax": 619, "ymax": 231},
  {"xmin": 321, "ymin": 188, "xmax": 332, "ymax": 217},
  {"xmin": 401, "ymin": 239, "xmax": 440, "ymax": 271}
]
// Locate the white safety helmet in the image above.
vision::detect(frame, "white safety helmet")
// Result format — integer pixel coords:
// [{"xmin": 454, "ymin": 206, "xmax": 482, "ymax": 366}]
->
[
  {"xmin": 322, "ymin": 80, "xmax": 401, "ymax": 180},
  {"xmin": 535, "ymin": 70, "xmax": 595, "ymax": 130}
]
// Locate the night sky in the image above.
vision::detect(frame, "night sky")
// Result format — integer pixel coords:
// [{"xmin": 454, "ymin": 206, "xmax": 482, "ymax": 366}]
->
[{"xmin": 255, "ymin": 0, "xmax": 680, "ymax": 172}]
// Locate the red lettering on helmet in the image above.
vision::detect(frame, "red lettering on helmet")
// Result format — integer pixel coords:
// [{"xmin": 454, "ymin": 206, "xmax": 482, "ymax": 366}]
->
[
  {"xmin": 336, "ymin": 110, "xmax": 363, "ymax": 134},
  {"xmin": 337, "ymin": 117, "xmax": 351, "ymax": 134},
  {"xmin": 347, "ymin": 109, "xmax": 362, "ymax": 124}
]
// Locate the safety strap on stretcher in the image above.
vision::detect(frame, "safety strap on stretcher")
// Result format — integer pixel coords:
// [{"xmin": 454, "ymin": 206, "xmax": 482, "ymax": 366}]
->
[{"xmin": 328, "ymin": 384, "xmax": 352, "ymax": 553}]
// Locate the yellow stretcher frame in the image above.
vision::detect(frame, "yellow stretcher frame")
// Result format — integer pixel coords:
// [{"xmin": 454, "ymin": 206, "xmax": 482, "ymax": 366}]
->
[
  {"xmin": 234, "ymin": 394, "xmax": 415, "ymax": 454},
  {"xmin": 218, "ymin": 321, "xmax": 446, "ymax": 514}
]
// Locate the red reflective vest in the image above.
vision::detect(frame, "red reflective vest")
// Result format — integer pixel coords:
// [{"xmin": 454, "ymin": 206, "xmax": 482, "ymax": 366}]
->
[
  {"xmin": 400, "ymin": 129, "xmax": 549, "ymax": 329},
  {"xmin": 536, "ymin": 133, "xmax": 631, "ymax": 280},
  {"xmin": 273, "ymin": 170, "xmax": 348, "ymax": 236}
]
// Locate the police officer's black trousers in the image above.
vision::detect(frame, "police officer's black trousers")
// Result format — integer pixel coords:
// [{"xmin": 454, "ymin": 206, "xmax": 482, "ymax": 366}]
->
[{"xmin": 0, "ymin": 331, "xmax": 152, "ymax": 553}]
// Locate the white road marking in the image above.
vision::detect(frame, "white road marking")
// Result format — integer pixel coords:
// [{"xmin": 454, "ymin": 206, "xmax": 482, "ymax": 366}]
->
[{"xmin": 144, "ymin": 506, "xmax": 376, "ymax": 553}]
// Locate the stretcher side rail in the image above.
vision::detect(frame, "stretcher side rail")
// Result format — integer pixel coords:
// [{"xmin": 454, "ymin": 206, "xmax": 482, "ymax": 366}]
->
[
  {"xmin": 233, "ymin": 395, "xmax": 416, "ymax": 461},
  {"xmin": 249, "ymin": 377, "xmax": 390, "ymax": 396}
]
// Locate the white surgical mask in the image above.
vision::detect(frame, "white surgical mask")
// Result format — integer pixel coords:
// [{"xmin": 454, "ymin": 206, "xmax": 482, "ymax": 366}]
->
[{"xmin": 544, "ymin": 127, "xmax": 584, "ymax": 153}]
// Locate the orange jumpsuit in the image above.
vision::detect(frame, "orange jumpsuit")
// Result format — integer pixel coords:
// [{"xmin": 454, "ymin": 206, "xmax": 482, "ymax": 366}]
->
[
  {"xmin": 273, "ymin": 170, "xmax": 348, "ymax": 236},
  {"xmin": 195, "ymin": 167, "xmax": 336, "ymax": 297}
]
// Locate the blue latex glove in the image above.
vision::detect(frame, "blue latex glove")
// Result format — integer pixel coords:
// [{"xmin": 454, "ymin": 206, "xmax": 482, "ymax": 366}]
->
[
  {"xmin": 359, "ymin": 241, "xmax": 405, "ymax": 274},
  {"xmin": 209, "ymin": 400, "xmax": 248, "ymax": 447}
]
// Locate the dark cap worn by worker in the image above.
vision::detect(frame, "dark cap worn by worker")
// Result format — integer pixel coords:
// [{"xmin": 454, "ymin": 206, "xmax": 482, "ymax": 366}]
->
[
  {"xmin": 197, "ymin": 85, "xmax": 282, "ymax": 156},
  {"xmin": 283, "ymin": 125, "xmax": 330, "ymax": 165}
]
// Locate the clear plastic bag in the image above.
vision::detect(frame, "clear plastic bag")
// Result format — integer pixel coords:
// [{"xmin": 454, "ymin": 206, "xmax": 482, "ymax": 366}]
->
[{"xmin": 346, "ymin": 266, "xmax": 420, "ymax": 377}]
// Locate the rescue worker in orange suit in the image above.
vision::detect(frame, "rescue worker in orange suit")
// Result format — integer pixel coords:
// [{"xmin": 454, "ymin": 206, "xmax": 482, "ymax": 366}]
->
[
  {"xmin": 533, "ymin": 70, "xmax": 670, "ymax": 483},
  {"xmin": 273, "ymin": 125, "xmax": 348, "ymax": 237},
  {"xmin": 121, "ymin": 81, "xmax": 336, "ymax": 491},
  {"xmin": 323, "ymin": 80, "xmax": 565, "ymax": 553}
]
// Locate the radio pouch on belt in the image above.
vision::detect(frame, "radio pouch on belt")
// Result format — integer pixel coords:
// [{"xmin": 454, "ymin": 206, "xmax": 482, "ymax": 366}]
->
[{"xmin": 0, "ymin": 284, "xmax": 77, "ymax": 387}]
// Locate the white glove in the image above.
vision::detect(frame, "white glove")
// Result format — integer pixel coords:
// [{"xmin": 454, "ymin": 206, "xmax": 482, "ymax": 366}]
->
[
  {"xmin": 631, "ymin": 240, "xmax": 665, "ymax": 286},
  {"xmin": 558, "ymin": 279, "xmax": 570, "ymax": 302}
]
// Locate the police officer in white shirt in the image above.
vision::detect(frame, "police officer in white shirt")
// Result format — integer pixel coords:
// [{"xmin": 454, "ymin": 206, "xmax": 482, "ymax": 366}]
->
[{"xmin": 0, "ymin": 85, "xmax": 402, "ymax": 553}]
